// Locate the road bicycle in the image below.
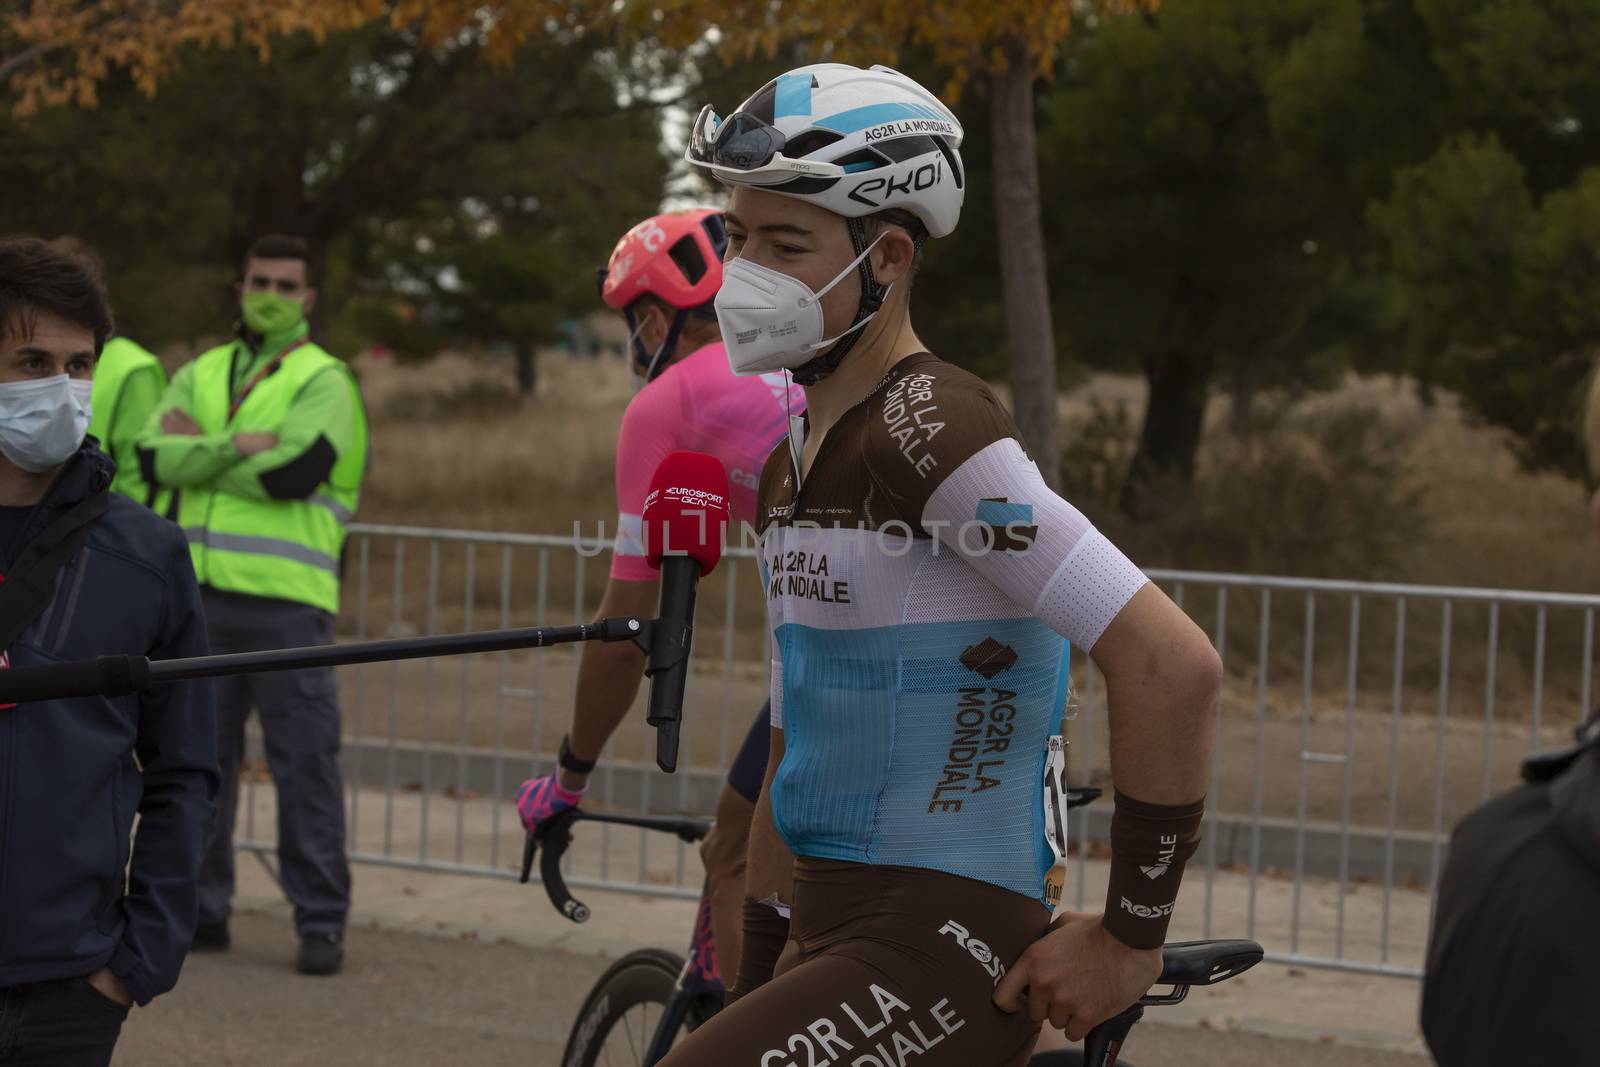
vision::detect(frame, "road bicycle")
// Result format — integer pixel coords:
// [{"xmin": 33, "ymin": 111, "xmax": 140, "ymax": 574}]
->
[{"xmin": 527, "ymin": 793, "xmax": 1262, "ymax": 1067}]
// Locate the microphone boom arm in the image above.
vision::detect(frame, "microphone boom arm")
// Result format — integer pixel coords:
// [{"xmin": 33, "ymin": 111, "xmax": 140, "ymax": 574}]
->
[
  {"xmin": 0, "ymin": 616, "xmax": 659, "ymax": 703},
  {"xmin": 2, "ymin": 450, "xmax": 732, "ymax": 778}
]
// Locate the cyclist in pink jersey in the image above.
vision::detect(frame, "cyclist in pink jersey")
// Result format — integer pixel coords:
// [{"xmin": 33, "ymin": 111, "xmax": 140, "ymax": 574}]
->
[
  {"xmin": 516, "ymin": 209, "xmax": 804, "ymax": 989},
  {"xmin": 609, "ymin": 341, "xmax": 797, "ymax": 578}
]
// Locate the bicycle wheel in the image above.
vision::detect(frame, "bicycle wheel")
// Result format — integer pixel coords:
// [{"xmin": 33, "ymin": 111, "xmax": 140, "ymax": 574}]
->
[{"xmin": 560, "ymin": 948, "xmax": 716, "ymax": 1067}]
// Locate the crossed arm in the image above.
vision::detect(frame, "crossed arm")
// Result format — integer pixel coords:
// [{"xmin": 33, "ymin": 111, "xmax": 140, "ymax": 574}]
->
[{"xmin": 136, "ymin": 362, "xmax": 353, "ymax": 500}]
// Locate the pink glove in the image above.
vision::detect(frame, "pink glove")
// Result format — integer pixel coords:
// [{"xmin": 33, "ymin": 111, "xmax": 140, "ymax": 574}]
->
[{"xmin": 516, "ymin": 774, "xmax": 585, "ymax": 834}]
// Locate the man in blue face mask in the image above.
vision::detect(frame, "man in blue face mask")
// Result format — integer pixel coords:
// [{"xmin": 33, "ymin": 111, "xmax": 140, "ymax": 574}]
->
[{"xmin": 0, "ymin": 237, "xmax": 219, "ymax": 1065}]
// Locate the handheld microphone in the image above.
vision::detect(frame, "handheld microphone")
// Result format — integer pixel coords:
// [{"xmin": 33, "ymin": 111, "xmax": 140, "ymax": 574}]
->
[{"xmin": 640, "ymin": 450, "xmax": 729, "ymax": 773}]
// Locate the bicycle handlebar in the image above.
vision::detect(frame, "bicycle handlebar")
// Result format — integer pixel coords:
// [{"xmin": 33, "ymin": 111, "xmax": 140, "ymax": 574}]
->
[
  {"xmin": 520, "ymin": 792, "xmax": 1100, "ymax": 923},
  {"xmin": 520, "ymin": 809, "xmax": 712, "ymax": 925}
]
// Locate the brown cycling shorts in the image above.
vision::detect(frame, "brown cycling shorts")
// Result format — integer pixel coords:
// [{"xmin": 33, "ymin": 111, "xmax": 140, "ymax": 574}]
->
[{"xmin": 658, "ymin": 857, "xmax": 1048, "ymax": 1067}]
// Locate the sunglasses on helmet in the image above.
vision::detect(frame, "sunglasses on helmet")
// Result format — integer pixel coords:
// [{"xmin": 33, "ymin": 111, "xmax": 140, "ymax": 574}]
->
[{"xmin": 685, "ymin": 105, "xmax": 844, "ymax": 183}]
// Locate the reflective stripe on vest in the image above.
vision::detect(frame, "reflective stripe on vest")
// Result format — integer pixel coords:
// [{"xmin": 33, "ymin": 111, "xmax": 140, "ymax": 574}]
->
[
  {"xmin": 308, "ymin": 492, "xmax": 355, "ymax": 524},
  {"xmin": 182, "ymin": 527, "xmax": 340, "ymax": 575},
  {"xmin": 177, "ymin": 337, "xmax": 367, "ymax": 613}
]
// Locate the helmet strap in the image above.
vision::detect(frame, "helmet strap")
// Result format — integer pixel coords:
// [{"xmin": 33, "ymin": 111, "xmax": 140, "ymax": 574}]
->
[{"xmin": 790, "ymin": 216, "xmax": 891, "ymax": 386}]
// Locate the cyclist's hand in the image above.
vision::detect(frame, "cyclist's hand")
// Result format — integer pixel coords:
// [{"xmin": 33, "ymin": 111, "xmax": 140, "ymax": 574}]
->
[
  {"xmin": 515, "ymin": 774, "xmax": 584, "ymax": 835},
  {"xmin": 992, "ymin": 909, "xmax": 1162, "ymax": 1042}
]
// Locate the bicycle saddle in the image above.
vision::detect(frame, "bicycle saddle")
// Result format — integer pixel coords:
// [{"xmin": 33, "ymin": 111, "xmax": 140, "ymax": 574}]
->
[{"xmin": 1157, "ymin": 939, "xmax": 1262, "ymax": 986}]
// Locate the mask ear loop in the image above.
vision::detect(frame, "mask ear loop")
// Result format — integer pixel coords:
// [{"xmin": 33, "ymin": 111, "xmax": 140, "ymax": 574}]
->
[
  {"xmin": 790, "ymin": 219, "xmax": 892, "ymax": 385},
  {"xmin": 622, "ymin": 317, "xmax": 649, "ymax": 361},
  {"xmin": 639, "ymin": 331, "xmax": 670, "ymax": 383},
  {"xmin": 649, "ymin": 309, "xmax": 693, "ymax": 383},
  {"xmin": 626, "ymin": 306, "xmax": 692, "ymax": 385}
]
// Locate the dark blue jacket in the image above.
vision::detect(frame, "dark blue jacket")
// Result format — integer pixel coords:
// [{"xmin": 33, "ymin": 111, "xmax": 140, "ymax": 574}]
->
[{"xmin": 0, "ymin": 442, "xmax": 218, "ymax": 1004}]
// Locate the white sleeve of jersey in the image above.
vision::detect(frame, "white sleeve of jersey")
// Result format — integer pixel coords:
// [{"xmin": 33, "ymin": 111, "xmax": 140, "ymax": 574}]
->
[
  {"xmin": 613, "ymin": 512, "xmax": 645, "ymax": 559},
  {"xmin": 769, "ymin": 652, "xmax": 784, "ymax": 729},
  {"xmin": 921, "ymin": 437, "xmax": 1149, "ymax": 651}
]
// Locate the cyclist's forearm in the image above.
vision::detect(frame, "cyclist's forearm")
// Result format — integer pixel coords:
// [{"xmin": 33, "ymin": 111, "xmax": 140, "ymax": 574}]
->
[
  {"xmin": 561, "ymin": 638, "xmax": 648, "ymax": 790},
  {"xmin": 1095, "ymin": 586, "xmax": 1221, "ymax": 804},
  {"xmin": 1092, "ymin": 587, "xmax": 1220, "ymax": 948}
]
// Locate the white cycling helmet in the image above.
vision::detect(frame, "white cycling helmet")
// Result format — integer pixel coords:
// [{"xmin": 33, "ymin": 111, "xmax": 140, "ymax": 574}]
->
[{"xmin": 685, "ymin": 63, "xmax": 965, "ymax": 239}]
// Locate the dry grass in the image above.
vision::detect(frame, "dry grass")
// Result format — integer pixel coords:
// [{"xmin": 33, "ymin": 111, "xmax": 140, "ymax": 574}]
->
[
  {"xmin": 354, "ymin": 351, "xmax": 1600, "ymax": 591},
  {"xmin": 353, "ymin": 351, "xmax": 629, "ymax": 535},
  {"xmin": 338, "ymin": 351, "xmax": 1600, "ymax": 729}
]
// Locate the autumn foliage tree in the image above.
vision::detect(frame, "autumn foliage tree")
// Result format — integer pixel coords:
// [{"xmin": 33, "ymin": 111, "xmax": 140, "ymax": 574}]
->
[
  {"xmin": 1, "ymin": 8, "xmax": 666, "ymax": 389},
  {"xmin": 648, "ymin": 0, "xmax": 1154, "ymax": 492},
  {"xmin": 0, "ymin": 1, "xmax": 598, "ymax": 115},
  {"xmin": 6, "ymin": 1, "xmax": 1158, "ymax": 484}
]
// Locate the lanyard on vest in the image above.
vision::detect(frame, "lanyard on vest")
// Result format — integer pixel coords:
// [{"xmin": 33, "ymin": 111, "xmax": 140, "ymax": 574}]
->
[{"xmin": 230, "ymin": 337, "xmax": 310, "ymax": 421}]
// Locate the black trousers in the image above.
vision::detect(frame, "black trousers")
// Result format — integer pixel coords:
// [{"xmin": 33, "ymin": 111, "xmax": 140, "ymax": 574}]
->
[
  {"xmin": 197, "ymin": 590, "xmax": 351, "ymax": 937},
  {"xmin": 0, "ymin": 978, "xmax": 127, "ymax": 1066}
]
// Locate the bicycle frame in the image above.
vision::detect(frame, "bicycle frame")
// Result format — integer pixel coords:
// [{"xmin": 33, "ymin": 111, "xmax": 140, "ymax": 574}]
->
[{"xmin": 642, "ymin": 980, "xmax": 706, "ymax": 1066}]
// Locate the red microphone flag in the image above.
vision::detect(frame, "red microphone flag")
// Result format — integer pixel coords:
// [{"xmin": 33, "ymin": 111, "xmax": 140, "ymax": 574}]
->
[{"xmin": 641, "ymin": 451, "xmax": 730, "ymax": 576}]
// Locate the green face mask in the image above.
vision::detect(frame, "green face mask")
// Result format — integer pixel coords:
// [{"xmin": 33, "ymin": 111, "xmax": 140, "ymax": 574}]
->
[{"xmin": 241, "ymin": 290, "xmax": 305, "ymax": 336}]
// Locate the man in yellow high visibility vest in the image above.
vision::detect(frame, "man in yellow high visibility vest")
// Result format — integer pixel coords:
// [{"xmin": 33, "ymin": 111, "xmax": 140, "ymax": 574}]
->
[
  {"xmin": 91, "ymin": 335, "xmax": 166, "ymax": 510},
  {"xmin": 136, "ymin": 234, "xmax": 369, "ymax": 977},
  {"xmin": 48, "ymin": 239, "xmax": 168, "ymax": 510}
]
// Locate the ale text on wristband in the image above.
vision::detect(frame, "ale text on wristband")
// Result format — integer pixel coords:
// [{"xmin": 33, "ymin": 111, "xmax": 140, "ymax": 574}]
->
[{"xmin": 1102, "ymin": 789, "xmax": 1205, "ymax": 950}]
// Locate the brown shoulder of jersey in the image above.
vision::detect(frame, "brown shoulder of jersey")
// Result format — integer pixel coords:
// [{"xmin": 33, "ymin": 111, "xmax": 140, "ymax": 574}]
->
[
  {"xmin": 754, "ymin": 437, "xmax": 795, "ymax": 538},
  {"xmin": 861, "ymin": 352, "xmax": 1025, "ymax": 524}
]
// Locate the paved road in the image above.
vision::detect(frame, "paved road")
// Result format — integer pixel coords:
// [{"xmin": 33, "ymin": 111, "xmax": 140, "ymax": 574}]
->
[{"xmin": 116, "ymin": 912, "xmax": 1429, "ymax": 1067}]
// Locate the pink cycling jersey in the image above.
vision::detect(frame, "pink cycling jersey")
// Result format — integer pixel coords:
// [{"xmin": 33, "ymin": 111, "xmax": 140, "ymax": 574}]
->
[{"xmin": 612, "ymin": 342, "xmax": 804, "ymax": 582}]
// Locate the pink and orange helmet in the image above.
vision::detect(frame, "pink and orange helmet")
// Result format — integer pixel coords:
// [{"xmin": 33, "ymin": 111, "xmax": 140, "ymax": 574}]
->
[{"xmin": 600, "ymin": 209, "xmax": 727, "ymax": 312}]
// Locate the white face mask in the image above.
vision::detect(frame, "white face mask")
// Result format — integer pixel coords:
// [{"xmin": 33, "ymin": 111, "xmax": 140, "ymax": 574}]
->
[
  {"xmin": 715, "ymin": 235, "xmax": 888, "ymax": 376},
  {"xmin": 0, "ymin": 375, "xmax": 94, "ymax": 473}
]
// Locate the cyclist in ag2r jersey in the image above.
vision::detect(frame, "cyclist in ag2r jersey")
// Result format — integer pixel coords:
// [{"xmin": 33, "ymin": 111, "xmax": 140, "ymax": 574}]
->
[
  {"xmin": 515, "ymin": 209, "xmax": 805, "ymax": 988},
  {"xmin": 656, "ymin": 63, "xmax": 1224, "ymax": 1066}
]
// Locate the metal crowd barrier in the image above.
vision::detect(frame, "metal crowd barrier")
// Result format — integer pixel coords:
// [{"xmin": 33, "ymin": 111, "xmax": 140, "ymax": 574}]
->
[{"xmin": 232, "ymin": 524, "xmax": 1600, "ymax": 981}]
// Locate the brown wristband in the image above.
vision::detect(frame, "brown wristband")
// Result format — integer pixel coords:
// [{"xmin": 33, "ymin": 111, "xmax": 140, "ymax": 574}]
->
[{"xmin": 1102, "ymin": 789, "xmax": 1205, "ymax": 950}]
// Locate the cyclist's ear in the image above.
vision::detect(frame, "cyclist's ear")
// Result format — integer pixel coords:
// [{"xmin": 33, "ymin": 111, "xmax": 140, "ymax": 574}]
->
[
  {"xmin": 870, "ymin": 226, "xmax": 917, "ymax": 287},
  {"xmin": 638, "ymin": 303, "xmax": 669, "ymax": 352}
]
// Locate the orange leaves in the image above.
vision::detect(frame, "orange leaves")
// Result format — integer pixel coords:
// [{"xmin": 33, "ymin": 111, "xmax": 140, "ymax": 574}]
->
[
  {"xmin": 2, "ymin": 0, "xmax": 1159, "ymax": 119},
  {"xmin": 2, "ymin": 1, "xmax": 622, "ymax": 116},
  {"xmin": 383, "ymin": 1, "xmax": 577, "ymax": 65},
  {"xmin": 651, "ymin": 0, "xmax": 1156, "ymax": 98},
  {"xmin": 4, "ymin": 0, "xmax": 385, "ymax": 116}
]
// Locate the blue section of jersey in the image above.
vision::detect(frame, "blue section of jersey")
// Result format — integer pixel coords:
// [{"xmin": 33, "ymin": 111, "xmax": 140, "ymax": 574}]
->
[
  {"xmin": 1052, "ymin": 636, "xmax": 1074, "ymax": 735},
  {"xmin": 774, "ymin": 72, "xmax": 813, "ymax": 118},
  {"xmin": 976, "ymin": 499, "xmax": 1035, "ymax": 526},
  {"xmin": 770, "ymin": 616, "xmax": 1070, "ymax": 901}
]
